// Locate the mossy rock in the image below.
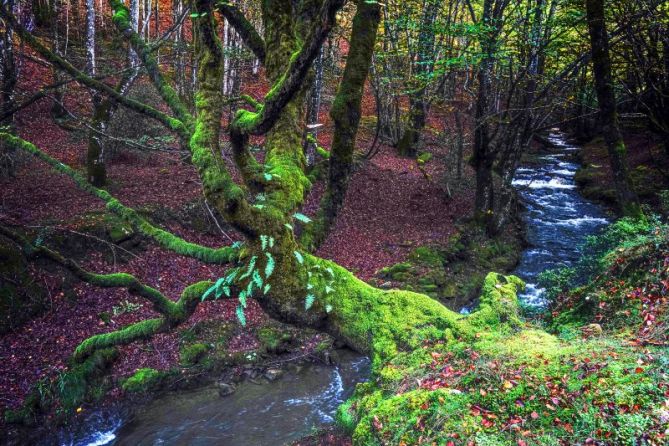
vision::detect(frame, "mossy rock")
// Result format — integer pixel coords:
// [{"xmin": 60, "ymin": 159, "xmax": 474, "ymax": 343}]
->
[
  {"xmin": 180, "ymin": 343, "xmax": 210, "ymax": 366},
  {"xmin": 121, "ymin": 368, "xmax": 168, "ymax": 393},
  {"xmin": 378, "ymin": 262, "xmax": 412, "ymax": 277},
  {"xmin": 0, "ymin": 238, "xmax": 47, "ymax": 334},
  {"xmin": 257, "ymin": 325, "xmax": 295, "ymax": 354},
  {"xmin": 408, "ymin": 246, "xmax": 444, "ymax": 267}
]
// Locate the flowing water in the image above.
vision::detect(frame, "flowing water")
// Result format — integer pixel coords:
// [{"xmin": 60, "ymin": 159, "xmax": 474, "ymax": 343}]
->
[
  {"xmin": 511, "ymin": 131, "xmax": 610, "ymax": 305},
  {"xmin": 57, "ymin": 350, "xmax": 369, "ymax": 446},
  {"xmin": 56, "ymin": 131, "xmax": 608, "ymax": 446}
]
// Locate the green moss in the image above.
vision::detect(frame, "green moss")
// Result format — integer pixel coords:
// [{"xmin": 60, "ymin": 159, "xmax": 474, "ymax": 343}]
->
[
  {"xmin": 121, "ymin": 367, "xmax": 167, "ymax": 393},
  {"xmin": 180, "ymin": 343, "xmax": 210, "ymax": 366},
  {"xmin": 257, "ymin": 325, "xmax": 294, "ymax": 353},
  {"xmin": 408, "ymin": 246, "xmax": 443, "ymax": 267}
]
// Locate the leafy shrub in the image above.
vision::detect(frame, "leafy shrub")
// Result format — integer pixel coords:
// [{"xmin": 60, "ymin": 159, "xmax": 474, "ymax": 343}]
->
[{"xmin": 539, "ymin": 216, "xmax": 662, "ymax": 303}]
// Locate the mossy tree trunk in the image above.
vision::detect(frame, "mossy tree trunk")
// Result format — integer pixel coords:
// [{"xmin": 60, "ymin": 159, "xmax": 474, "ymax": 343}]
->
[
  {"xmin": 584, "ymin": 0, "xmax": 642, "ymax": 218},
  {"xmin": 302, "ymin": 0, "xmax": 381, "ymax": 250},
  {"xmin": 0, "ymin": 0, "xmax": 17, "ymax": 176}
]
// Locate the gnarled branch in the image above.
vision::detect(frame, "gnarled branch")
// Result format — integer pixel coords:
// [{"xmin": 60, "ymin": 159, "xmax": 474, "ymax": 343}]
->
[{"xmin": 0, "ymin": 224, "xmax": 216, "ymax": 363}]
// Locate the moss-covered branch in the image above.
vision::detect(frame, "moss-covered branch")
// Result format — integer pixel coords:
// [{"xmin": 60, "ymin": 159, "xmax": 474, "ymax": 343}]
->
[
  {"xmin": 229, "ymin": 0, "xmax": 346, "ymax": 137},
  {"xmin": 214, "ymin": 1, "xmax": 266, "ymax": 63},
  {"xmin": 0, "ymin": 224, "xmax": 217, "ymax": 363},
  {"xmin": 0, "ymin": 6, "xmax": 188, "ymax": 142},
  {"xmin": 0, "ymin": 132, "xmax": 236, "ymax": 264},
  {"xmin": 72, "ymin": 280, "xmax": 213, "ymax": 362},
  {"xmin": 109, "ymin": 0, "xmax": 195, "ymax": 133}
]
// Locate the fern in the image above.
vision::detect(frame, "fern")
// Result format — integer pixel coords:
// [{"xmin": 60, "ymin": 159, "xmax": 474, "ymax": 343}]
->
[
  {"xmin": 265, "ymin": 252, "xmax": 275, "ymax": 278},
  {"xmin": 240, "ymin": 256, "xmax": 257, "ymax": 280},
  {"xmin": 239, "ymin": 290, "xmax": 247, "ymax": 308},
  {"xmin": 305, "ymin": 294, "xmax": 316, "ymax": 310},
  {"xmin": 263, "ymin": 284, "xmax": 271, "ymax": 295},
  {"xmin": 236, "ymin": 306, "xmax": 247, "ymax": 326},
  {"xmin": 260, "ymin": 234, "xmax": 268, "ymax": 250},
  {"xmin": 293, "ymin": 212, "xmax": 312, "ymax": 223},
  {"xmin": 252, "ymin": 269, "xmax": 263, "ymax": 288}
]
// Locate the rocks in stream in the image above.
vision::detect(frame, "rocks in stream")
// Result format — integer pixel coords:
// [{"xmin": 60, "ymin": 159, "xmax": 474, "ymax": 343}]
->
[
  {"xmin": 263, "ymin": 368, "xmax": 283, "ymax": 382},
  {"xmin": 217, "ymin": 381, "xmax": 236, "ymax": 397}
]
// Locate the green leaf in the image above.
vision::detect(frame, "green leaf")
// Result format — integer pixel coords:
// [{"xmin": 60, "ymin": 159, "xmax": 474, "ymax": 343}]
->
[
  {"xmin": 284, "ymin": 223, "xmax": 294, "ymax": 231},
  {"xmin": 202, "ymin": 284, "xmax": 216, "ymax": 301},
  {"xmin": 240, "ymin": 256, "xmax": 257, "ymax": 280},
  {"xmin": 252, "ymin": 269, "xmax": 263, "ymax": 288},
  {"xmin": 294, "ymin": 251, "xmax": 304, "ymax": 264},
  {"xmin": 325, "ymin": 285, "xmax": 334, "ymax": 294},
  {"xmin": 305, "ymin": 294, "xmax": 316, "ymax": 310},
  {"xmin": 293, "ymin": 212, "xmax": 312, "ymax": 223},
  {"xmin": 265, "ymin": 252, "xmax": 275, "ymax": 278},
  {"xmin": 325, "ymin": 304, "xmax": 333, "ymax": 313},
  {"xmin": 236, "ymin": 306, "xmax": 247, "ymax": 326},
  {"xmin": 263, "ymin": 284, "xmax": 271, "ymax": 295},
  {"xmin": 260, "ymin": 234, "xmax": 268, "ymax": 251},
  {"xmin": 269, "ymin": 237, "xmax": 275, "ymax": 249},
  {"xmin": 224, "ymin": 268, "xmax": 239, "ymax": 284},
  {"xmin": 239, "ymin": 290, "xmax": 247, "ymax": 308},
  {"xmin": 263, "ymin": 172, "xmax": 273, "ymax": 181},
  {"xmin": 326, "ymin": 267, "xmax": 335, "ymax": 277}
]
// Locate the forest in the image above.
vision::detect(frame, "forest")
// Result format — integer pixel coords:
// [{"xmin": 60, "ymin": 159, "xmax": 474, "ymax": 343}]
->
[{"xmin": 0, "ymin": 0, "xmax": 668, "ymax": 444}]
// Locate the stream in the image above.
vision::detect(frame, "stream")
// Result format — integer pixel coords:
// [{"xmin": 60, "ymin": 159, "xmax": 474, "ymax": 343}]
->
[
  {"xmin": 57, "ymin": 350, "xmax": 369, "ymax": 446},
  {"xmin": 511, "ymin": 131, "xmax": 610, "ymax": 305},
  {"xmin": 57, "ymin": 131, "xmax": 608, "ymax": 446}
]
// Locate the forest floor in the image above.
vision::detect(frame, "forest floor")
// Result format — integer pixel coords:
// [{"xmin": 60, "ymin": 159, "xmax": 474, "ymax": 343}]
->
[
  {"xmin": 2, "ymin": 53, "xmax": 667, "ymax": 444},
  {"xmin": 0, "ymin": 55, "xmax": 470, "ymax": 429}
]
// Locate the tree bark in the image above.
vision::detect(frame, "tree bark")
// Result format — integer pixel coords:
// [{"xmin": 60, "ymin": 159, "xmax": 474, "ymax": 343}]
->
[
  {"xmin": 585, "ymin": 0, "xmax": 641, "ymax": 217},
  {"xmin": 396, "ymin": 0, "xmax": 440, "ymax": 157},
  {"xmin": 302, "ymin": 0, "xmax": 381, "ymax": 250}
]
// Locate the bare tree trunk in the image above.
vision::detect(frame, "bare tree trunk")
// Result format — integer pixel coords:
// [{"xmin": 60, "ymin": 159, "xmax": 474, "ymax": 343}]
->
[
  {"xmin": 0, "ymin": 0, "xmax": 18, "ymax": 176},
  {"xmin": 50, "ymin": 0, "xmax": 68, "ymax": 120},
  {"xmin": 585, "ymin": 0, "xmax": 641, "ymax": 217},
  {"xmin": 85, "ymin": 0, "xmax": 107, "ymax": 186},
  {"xmin": 396, "ymin": 0, "xmax": 440, "ymax": 157}
]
